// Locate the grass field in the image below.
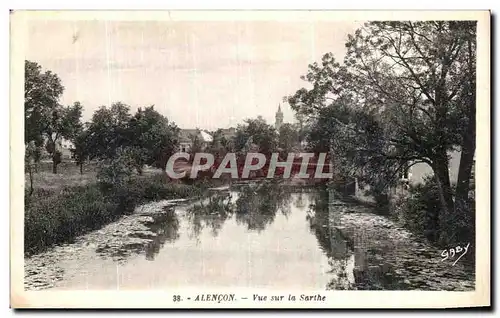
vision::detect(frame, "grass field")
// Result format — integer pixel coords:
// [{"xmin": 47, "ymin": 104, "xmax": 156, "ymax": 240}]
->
[
  {"xmin": 27, "ymin": 161, "xmax": 97, "ymax": 192},
  {"xmin": 26, "ymin": 161, "xmax": 174, "ymax": 192}
]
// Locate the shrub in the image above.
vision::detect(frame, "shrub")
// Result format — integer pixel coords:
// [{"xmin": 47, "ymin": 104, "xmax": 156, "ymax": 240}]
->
[
  {"xmin": 96, "ymin": 147, "xmax": 136, "ymax": 189},
  {"xmin": 439, "ymin": 196, "xmax": 475, "ymax": 248},
  {"xmin": 398, "ymin": 177, "xmax": 442, "ymax": 242},
  {"xmin": 393, "ymin": 178, "xmax": 441, "ymax": 242},
  {"xmin": 25, "ymin": 184, "xmax": 116, "ymax": 255},
  {"xmin": 396, "ymin": 176, "xmax": 474, "ymax": 247}
]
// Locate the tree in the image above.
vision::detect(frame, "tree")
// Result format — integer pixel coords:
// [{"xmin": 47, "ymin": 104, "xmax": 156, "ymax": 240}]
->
[
  {"xmin": 87, "ymin": 102, "xmax": 132, "ymax": 160},
  {"xmin": 294, "ymin": 112, "xmax": 308, "ymax": 145},
  {"xmin": 126, "ymin": 105, "xmax": 179, "ymax": 173},
  {"xmin": 70, "ymin": 126, "xmax": 90, "ymax": 175},
  {"xmin": 234, "ymin": 116, "xmax": 278, "ymax": 155},
  {"xmin": 288, "ymin": 21, "xmax": 476, "ymax": 242},
  {"xmin": 25, "ymin": 141, "xmax": 37, "ymax": 195},
  {"xmin": 88, "ymin": 103, "xmax": 179, "ymax": 174},
  {"xmin": 208, "ymin": 129, "xmax": 234, "ymax": 156},
  {"xmin": 24, "ymin": 60, "xmax": 65, "ymax": 145},
  {"xmin": 43, "ymin": 101, "xmax": 83, "ymax": 173},
  {"xmin": 278, "ymin": 123, "xmax": 300, "ymax": 152},
  {"xmin": 188, "ymin": 129, "xmax": 205, "ymax": 157},
  {"xmin": 96, "ymin": 147, "xmax": 137, "ymax": 188}
]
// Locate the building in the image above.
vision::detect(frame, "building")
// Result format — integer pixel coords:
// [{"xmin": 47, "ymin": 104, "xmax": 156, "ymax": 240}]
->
[
  {"xmin": 39, "ymin": 136, "xmax": 74, "ymax": 160},
  {"xmin": 219, "ymin": 127, "xmax": 237, "ymax": 140},
  {"xmin": 56, "ymin": 138, "xmax": 74, "ymax": 159},
  {"xmin": 275, "ymin": 104, "xmax": 284, "ymax": 131},
  {"xmin": 178, "ymin": 129, "xmax": 213, "ymax": 153}
]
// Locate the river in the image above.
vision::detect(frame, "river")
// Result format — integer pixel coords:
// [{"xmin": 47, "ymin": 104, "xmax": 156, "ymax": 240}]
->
[{"xmin": 24, "ymin": 182, "xmax": 474, "ymax": 291}]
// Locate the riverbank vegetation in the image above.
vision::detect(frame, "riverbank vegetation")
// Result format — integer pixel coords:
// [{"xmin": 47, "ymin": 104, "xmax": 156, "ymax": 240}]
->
[
  {"xmin": 288, "ymin": 21, "xmax": 476, "ymax": 247},
  {"xmin": 24, "ymin": 163, "xmax": 204, "ymax": 256}
]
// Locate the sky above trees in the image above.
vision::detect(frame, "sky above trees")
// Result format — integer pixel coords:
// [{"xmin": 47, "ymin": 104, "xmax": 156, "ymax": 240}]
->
[{"xmin": 26, "ymin": 19, "xmax": 361, "ymax": 130}]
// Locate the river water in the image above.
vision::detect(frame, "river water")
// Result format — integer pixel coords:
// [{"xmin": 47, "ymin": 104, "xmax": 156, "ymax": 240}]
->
[{"xmin": 25, "ymin": 182, "xmax": 475, "ymax": 291}]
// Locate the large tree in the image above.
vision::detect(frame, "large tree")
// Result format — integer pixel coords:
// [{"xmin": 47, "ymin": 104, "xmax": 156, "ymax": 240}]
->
[
  {"xmin": 87, "ymin": 102, "xmax": 132, "ymax": 160},
  {"xmin": 25, "ymin": 60, "xmax": 66, "ymax": 172},
  {"xmin": 126, "ymin": 105, "xmax": 180, "ymax": 173},
  {"xmin": 289, "ymin": 21, "xmax": 476, "ymax": 242},
  {"xmin": 24, "ymin": 60, "xmax": 65, "ymax": 145},
  {"xmin": 87, "ymin": 103, "xmax": 179, "ymax": 174}
]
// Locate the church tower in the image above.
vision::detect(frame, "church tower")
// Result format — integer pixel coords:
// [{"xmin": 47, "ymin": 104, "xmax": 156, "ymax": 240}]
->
[{"xmin": 275, "ymin": 103, "xmax": 284, "ymax": 131}]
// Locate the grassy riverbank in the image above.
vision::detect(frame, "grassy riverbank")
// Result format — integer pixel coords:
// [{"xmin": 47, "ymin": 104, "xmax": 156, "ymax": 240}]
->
[{"xmin": 24, "ymin": 162, "xmax": 205, "ymax": 256}]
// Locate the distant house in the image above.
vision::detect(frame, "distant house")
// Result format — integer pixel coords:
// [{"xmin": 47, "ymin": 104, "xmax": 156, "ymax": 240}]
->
[
  {"xmin": 218, "ymin": 127, "xmax": 237, "ymax": 140},
  {"xmin": 57, "ymin": 138, "xmax": 74, "ymax": 159},
  {"xmin": 178, "ymin": 129, "xmax": 213, "ymax": 153},
  {"xmin": 39, "ymin": 136, "xmax": 74, "ymax": 160}
]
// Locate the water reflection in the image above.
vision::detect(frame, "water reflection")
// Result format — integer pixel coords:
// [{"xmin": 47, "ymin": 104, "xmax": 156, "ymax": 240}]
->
[
  {"xmin": 138, "ymin": 183, "xmax": 404, "ymax": 289},
  {"xmin": 307, "ymin": 188, "xmax": 355, "ymax": 290},
  {"xmin": 234, "ymin": 182, "xmax": 293, "ymax": 232},
  {"xmin": 181, "ymin": 182, "xmax": 295, "ymax": 241},
  {"xmin": 307, "ymin": 187, "xmax": 405, "ymax": 290},
  {"xmin": 185, "ymin": 192, "xmax": 235, "ymax": 242},
  {"xmin": 145, "ymin": 207, "xmax": 180, "ymax": 260},
  {"xmin": 143, "ymin": 184, "xmax": 365, "ymax": 288}
]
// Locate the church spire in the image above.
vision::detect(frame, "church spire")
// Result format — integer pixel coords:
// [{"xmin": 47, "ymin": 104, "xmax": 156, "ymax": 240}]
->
[{"xmin": 275, "ymin": 103, "xmax": 284, "ymax": 131}]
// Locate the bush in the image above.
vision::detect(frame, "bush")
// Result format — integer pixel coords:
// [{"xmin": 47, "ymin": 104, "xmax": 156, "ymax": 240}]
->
[
  {"xmin": 96, "ymin": 147, "xmax": 136, "ymax": 188},
  {"xmin": 25, "ymin": 184, "xmax": 115, "ymax": 255},
  {"xmin": 395, "ymin": 176, "xmax": 474, "ymax": 247},
  {"xmin": 439, "ymin": 196, "xmax": 475, "ymax": 248},
  {"xmin": 398, "ymin": 177, "xmax": 442, "ymax": 242}
]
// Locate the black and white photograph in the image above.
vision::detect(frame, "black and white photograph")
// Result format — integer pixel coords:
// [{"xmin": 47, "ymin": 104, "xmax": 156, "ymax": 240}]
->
[{"xmin": 10, "ymin": 10, "xmax": 490, "ymax": 308}]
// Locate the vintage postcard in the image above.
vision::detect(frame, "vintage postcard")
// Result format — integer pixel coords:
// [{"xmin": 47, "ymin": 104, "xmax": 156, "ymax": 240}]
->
[{"xmin": 10, "ymin": 10, "xmax": 490, "ymax": 308}]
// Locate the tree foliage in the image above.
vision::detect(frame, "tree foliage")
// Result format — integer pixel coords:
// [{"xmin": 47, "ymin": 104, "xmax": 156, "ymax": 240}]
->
[
  {"xmin": 234, "ymin": 116, "xmax": 278, "ymax": 155},
  {"xmin": 127, "ymin": 105, "xmax": 180, "ymax": 172},
  {"xmin": 25, "ymin": 60, "xmax": 86, "ymax": 174},
  {"xmin": 87, "ymin": 102, "xmax": 132, "ymax": 160},
  {"xmin": 70, "ymin": 126, "xmax": 91, "ymax": 174},
  {"xmin": 278, "ymin": 123, "xmax": 300, "ymax": 152},
  {"xmin": 43, "ymin": 101, "xmax": 83, "ymax": 173},
  {"xmin": 24, "ymin": 60, "xmax": 65, "ymax": 145},
  {"xmin": 87, "ymin": 103, "xmax": 179, "ymax": 173},
  {"xmin": 25, "ymin": 59, "xmax": 181, "ymax": 177},
  {"xmin": 208, "ymin": 129, "xmax": 235, "ymax": 156}
]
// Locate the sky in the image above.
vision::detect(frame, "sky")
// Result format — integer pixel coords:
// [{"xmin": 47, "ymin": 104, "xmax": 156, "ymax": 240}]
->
[{"xmin": 26, "ymin": 19, "xmax": 362, "ymax": 130}]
